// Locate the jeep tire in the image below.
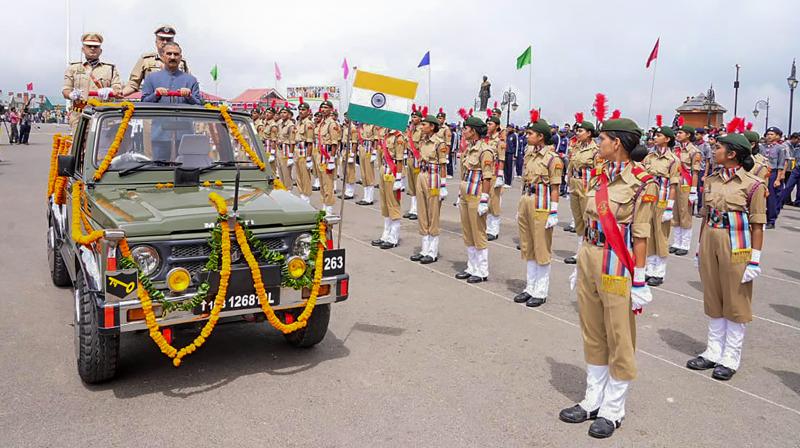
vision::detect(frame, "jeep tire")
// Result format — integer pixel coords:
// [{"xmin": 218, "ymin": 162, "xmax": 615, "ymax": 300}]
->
[
  {"xmin": 74, "ymin": 268, "xmax": 120, "ymax": 383},
  {"xmin": 283, "ymin": 304, "xmax": 330, "ymax": 348},
  {"xmin": 48, "ymin": 218, "xmax": 71, "ymax": 287}
]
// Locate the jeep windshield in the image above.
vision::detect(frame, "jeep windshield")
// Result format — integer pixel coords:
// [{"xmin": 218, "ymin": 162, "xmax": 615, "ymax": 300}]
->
[{"xmin": 93, "ymin": 114, "xmax": 263, "ymax": 172}]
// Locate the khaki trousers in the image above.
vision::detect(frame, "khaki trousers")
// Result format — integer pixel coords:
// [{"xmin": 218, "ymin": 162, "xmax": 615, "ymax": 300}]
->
[
  {"xmin": 359, "ymin": 144, "xmax": 377, "ymax": 187},
  {"xmin": 647, "ymin": 204, "xmax": 672, "ymax": 257},
  {"xmin": 699, "ymin": 227, "xmax": 753, "ymax": 323},
  {"xmin": 416, "ymin": 171, "xmax": 442, "ymax": 236},
  {"xmin": 293, "ymin": 147, "xmax": 312, "ymax": 197},
  {"xmin": 517, "ymin": 195, "xmax": 553, "ymax": 264},
  {"xmin": 672, "ymin": 185, "xmax": 693, "ymax": 229},
  {"xmin": 380, "ymin": 176, "xmax": 402, "ymax": 220},
  {"xmin": 569, "ymin": 178, "xmax": 590, "ymax": 236},
  {"xmin": 458, "ymin": 182, "xmax": 487, "ymax": 249}
]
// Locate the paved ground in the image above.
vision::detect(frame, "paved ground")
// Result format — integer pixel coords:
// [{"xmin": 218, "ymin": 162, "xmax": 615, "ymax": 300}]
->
[{"xmin": 1, "ymin": 125, "xmax": 799, "ymax": 447}]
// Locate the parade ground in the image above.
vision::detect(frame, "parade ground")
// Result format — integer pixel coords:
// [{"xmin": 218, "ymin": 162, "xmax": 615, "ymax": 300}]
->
[{"xmin": 1, "ymin": 125, "xmax": 799, "ymax": 447}]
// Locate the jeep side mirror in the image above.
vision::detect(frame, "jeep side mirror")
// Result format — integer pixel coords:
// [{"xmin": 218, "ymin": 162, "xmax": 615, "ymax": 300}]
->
[{"xmin": 57, "ymin": 155, "xmax": 76, "ymax": 177}]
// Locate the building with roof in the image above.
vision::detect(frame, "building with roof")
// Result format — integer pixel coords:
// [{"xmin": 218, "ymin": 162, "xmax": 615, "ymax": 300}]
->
[
  {"xmin": 229, "ymin": 88, "xmax": 285, "ymax": 110},
  {"xmin": 676, "ymin": 86, "xmax": 727, "ymax": 129}
]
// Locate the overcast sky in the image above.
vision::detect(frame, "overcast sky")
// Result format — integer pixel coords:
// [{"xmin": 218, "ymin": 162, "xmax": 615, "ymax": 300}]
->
[{"xmin": 3, "ymin": 0, "xmax": 799, "ymax": 132}]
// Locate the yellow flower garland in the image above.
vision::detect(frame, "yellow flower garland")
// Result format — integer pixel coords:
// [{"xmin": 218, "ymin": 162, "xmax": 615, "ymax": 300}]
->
[
  {"xmin": 71, "ymin": 181, "xmax": 105, "ymax": 246},
  {"xmin": 47, "ymin": 134, "xmax": 63, "ymax": 198},
  {"xmin": 93, "ymin": 101, "xmax": 135, "ymax": 181},
  {"xmin": 53, "ymin": 136, "xmax": 72, "ymax": 205},
  {"xmin": 205, "ymin": 104, "xmax": 266, "ymax": 171},
  {"xmin": 273, "ymin": 178, "xmax": 287, "ymax": 191}
]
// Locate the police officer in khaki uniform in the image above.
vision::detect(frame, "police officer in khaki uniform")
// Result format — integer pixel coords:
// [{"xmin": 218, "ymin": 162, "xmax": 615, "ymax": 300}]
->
[
  {"xmin": 123, "ymin": 25, "xmax": 189, "ymax": 95},
  {"xmin": 316, "ymin": 98, "xmax": 341, "ymax": 216},
  {"xmin": 559, "ymin": 118, "xmax": 656, "ymax": 439},
  {"xmin": 454, "ymin": 116, "xmax": 495, "ymax": 283},
  {"xmin": 277, "ymin": 103, "xmax": 296, "ymax": 190},
  {"xmin": 642, "ymin": 122, "xmax": 680, "ymax": 286},
  {"xmin": 294, "ymin": 98, "xmax": 315, "ymax": 202},
  {"xmin": 409, "ymin": 114, "xmax": 448, "ymax": 264},
  {"xmin": 513, "ymin": 111, "xmax": 563, "ymax": 307},
  {"xmin": 341, "ymin": 113, "xmax": 359, "ymax": 200},
  {"xmin": 404, "ymin": 106, "xmax": 424, "ymax": 219},
  {"xmin": 263, "ymin": 103, "xmax": 280, "ymax": 175},
  {"xmin": 687, "ymin": 121, "xmax": 766, "ymax": 382},
  {"xmin": 311, "ymin": 111, "xmax": 324, "ymax": 191},
  {"xmin": 62, "ymin": 33, "xmax": 122, "ymax": 129},
  {"xmin": 670, "ymin": 120, "xmax": 702, "ymax": 256},
  {"xmin": 357, "ymin": 123, "xmax": 380, "ymax": 205},
  {"xmin": 435, "ymin": 108, "xmax": 453, "ymax": 175},
  {"xmin": 486, "ymin": 113, "xmax": 506, "ymax": 241},
  {"xmin": 372, "ymin": 129, "xmax": 407, "ymax": 249},
  {"xmin": 564, "ymin": 114, "xmax": 599, "ymax": 264}
]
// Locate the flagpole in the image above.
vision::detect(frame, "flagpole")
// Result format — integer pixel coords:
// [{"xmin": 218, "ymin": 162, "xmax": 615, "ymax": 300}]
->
[
  {"xmin": 528, "ymin": 56, "xmax": 533, "ymax": 111},
  {"xmin": 646, "ymin": 57, "xmax": 658, "ymax": 129},
  {"xmin": 428, "ymin": 64, "xmax": 431, "ymax": 109}
]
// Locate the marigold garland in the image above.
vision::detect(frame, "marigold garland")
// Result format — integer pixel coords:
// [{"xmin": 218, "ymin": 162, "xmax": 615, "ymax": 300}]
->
[
  {"xmin": 205, "ymin": 103, "xmax": 266, "ymax": 171},
  {"xmin": 92, "ymin": 101, "xmax": 135, "ymax": 181},
  {"xmin": 47, "ymin": 134, "xmax": 63, "ymax": 198},
  {"xmin": 71, "ymin": 181, "xmax": 105, "ymax": 246},
  {"xmin": 273, "ymin": 178, "xmax": 287, "ymax": 191},
  {"xmin": 52, "ymin": 136, "xmax": 73, "ymax": 205}
]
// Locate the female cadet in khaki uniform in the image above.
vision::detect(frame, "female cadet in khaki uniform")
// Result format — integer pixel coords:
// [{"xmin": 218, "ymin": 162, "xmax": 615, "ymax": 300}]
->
[
  {"xmin": 746, "ymin": 126, "xmax": 771, "ymax": 182},
  {"xmin": 670, "ymin": 118, "xmax": 702, "ymax": 256},
  {"xmin": 316, "ymin": 98, "xmax": 341, "ymax": 216},
  {"xmin": 686, "ymin": 119, "xmax": 766, "ymax": 381},
  {"xmin": 409, "ymin": 115, "xmax": 449, "ymax": 264},
  {"xmin": 641, "ymin": 117, "xmax": 680, "ymax": 286},
  {"xmin": 564, "ymin": 112, "xmax": 599, "ymax": 264},
  {"xmin": 512, "ymin": 111, "xmax": 562, "ymax": 307},
  {"xmin": 293, "ymin": 98, "xmax": 314, "ymax": 203},
  {"xmin": 558, "ymin": 118, "xmax": 657, "ymax": 440},
  {"xmin": 454, "ymin": 116, "xmax": 495, "ymax": 283},
  {"xmin": 371, "ymin": 129, "xmax": 407, "ymax": 249},
  {"xmin": 356, "ymin": 122, "xmax": 380, "ymax": 206},
  {"xmin": 277, "ymin": 104, "xmax": 296, "ymax": 190},
  {"xmin": 486, "ymin": 113, "xmax": 506, "ymax": 241}
]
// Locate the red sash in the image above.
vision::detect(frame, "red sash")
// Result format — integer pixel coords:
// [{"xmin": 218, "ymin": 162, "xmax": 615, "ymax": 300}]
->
[
  {"xmin": 380, "ymin": 138, "xmax": 398, "ymax": 176},
  {"xmin": 406, "ymin": 130, "xmax": 421, "ymax": 161},
  {"xmin": 596, "ymin": 170, "xmax": 636, "ymax": 274},
  {"xmin": 674, "ymin": 146, "xmax": 693, "ymax": 186},
  {"xmin": 317, "ymin": 131, "xmax": 331, "ymax": 161}
]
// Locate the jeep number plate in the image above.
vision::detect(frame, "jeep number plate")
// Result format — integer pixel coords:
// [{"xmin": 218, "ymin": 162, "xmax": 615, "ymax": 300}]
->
[{"xmin": 193, "ymin": 265, "xmax": 280, "ymax": 314}]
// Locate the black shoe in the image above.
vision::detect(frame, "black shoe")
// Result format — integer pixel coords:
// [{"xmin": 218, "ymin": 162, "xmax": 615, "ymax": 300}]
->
[
  {"xmin": 312, "ymin": 186, "xmax": 320, "ymax": 191},
  {"xmin": 513, "ymin": 292, "xmax": 532, "ymax": 303},
  {"xmin": 487, "ymin": 234, "xmax": 498, "ymax": 241},
  {"xmin": 588, "ymin": 417, "xmax": 621, "ymax": 439},
  {"xmin": 526, "ymin": 296, "xmax": 546, "ymax": 307},
  {"xmin": 466, "ymin": 275, "xmax": 488, "ymax": 283},
  {"xmin": 410, "ymin": 253, "xmax": 424, "ymax": 262},
  {"xmin": 371, "ymin": 239, "xmax": 385, "ymax": 246},
  {"xmin": 343, "ymin": 195, "xmax": 355, "ymax": 200},
  {"xmin": 455, "ymin": 271, "xmax": 471, "ymax": 280},
  {"xmin": 408, "ymin": 214, "xmax": 418, "ymax": 220},
  {"xmin": 564, "ymin": 225, "xmax": 575, "ymax": 233},
  {"xmin": 712, "ymin": 365, "xmax": 736, "ymax": 381},
  {"xmin": 674, "ymin": 249, "xmax": 688, "ymax": 256},
  {"xmin": 379, "ymin": 242, "xmax": 397, "ymax": 249},
  {"xmin": 403, "ymin": 212, "xmax": 411, "ymax": 218},
  {"xmin": 356, "ymin": 200, "xmax": 373, "ymax": 205},
  {"xmin": 564, "ymin": 255, "xmax": 577, "ymax": 264},
  {"xmin": 669, "ymin": 247, "xmax": 678, "ymax": 254},
  {"xmin": 686, "ymin": 356, "xmax": 717, "ymax": 371},
  {"xmin": 766, "ymin": 223, "xmax": 775, "ymax": 229},
  {"xmin": 569, "ymin": 227, "xmax": 576, "ymax": 233},
  {"xmin": 558, "ymin": 405, "xmax": 598, "ymax": 424},
  {"xmin": 793, "ymin": 202, "xmax": 800, "ymax": 207},
  {"xmin": 516, "ymin": 244, "xmax": 521, "ymax": 251},
  {"xmin": 646, "ymin": 276, "xmax": 663, "ymax": 286},
  {"xmin": 420, "ymin": 256, "xmax": 437, "ymax": 264}
]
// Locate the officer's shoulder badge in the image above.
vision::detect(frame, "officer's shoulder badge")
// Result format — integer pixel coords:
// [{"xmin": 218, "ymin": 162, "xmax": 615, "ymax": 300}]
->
[{"xmin": 642, "ymin": 194, "xmax": 657, "ymax": 203}]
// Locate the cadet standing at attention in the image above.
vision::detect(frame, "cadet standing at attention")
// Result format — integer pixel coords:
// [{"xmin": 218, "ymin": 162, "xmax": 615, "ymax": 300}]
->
[
  {"xmin": 746, "ymin": 124, "xmax": 770, "ymax": 182},
  {"xmin": 642, "ymin": 116, "xmax": 679, "ymax": 286},
  {"xmin": 485, "ymin": 111, "xmax": 506, "ymax": 241},
  {"xmin": 435, "ymin": 108, "xmax": 453, "ymax": 179},
  {"xmin": 404, "ymin": 106, "xmax": 424, "ymax": 220},
  {"xmin": 316, "ymin": 97, "xmax": 341, "ymax": 216},
  {"xmin": 686, "ymin": 118, "xmax": 766, "ymax": 382},
  {"xmin": 62, "ymin": 33, "xmax": 122, "ymax": 129},
  {"xmin": 512, "ymin": 110, "xmax": 562, "ymax": 307},
  {"xmin": 371, "ymin": 128, "xmax": 407, "ymax": 249},
  {"xmin": 294, "ymin": 97, "xmax": 315, "ymax": 203},
  {"xmin": 123, "ymin": 25, "xmax": 188, "ymax": 96},
  {"xmin": 277, "ymin": 103, "xmax": 296, "ymax": 190},
  {"xmin": 759, "ymin": 127, "xmax": 786, "ymax": 229},
  {"xmin": 454, "ymin": 114, "xmax": 495, "ymax": 283},
  {"xmin": 559, "ymin": 117, "xmax": 656, "ymax": 440},
  {"xmin": 564, "ymin": 112, "xmax": 599, "ymax": 265},
  {"xmin": 341, "ymin": 113, "xmax": 359, "ymax": 200},
  {"xmin": 409, "ymin": 114, "xmax": 448, "ymax": 264},
  {"xmin": 670, "ymin": 118, "xmax": 702, "ymax": 256},
  {"xmin": 356, "ymin": 121, "xmax": 380, "ymax": 205}
]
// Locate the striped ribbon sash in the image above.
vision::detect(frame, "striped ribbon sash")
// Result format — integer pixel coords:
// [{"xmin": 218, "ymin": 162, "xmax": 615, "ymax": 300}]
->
[
  {"xmin": 656, "ymin": 176, "xmax": 671, "ymax": 208},
  {"xmin": 296, "ymin": 142, "xmax": 306, "ymax": 158},
  {"xmin": 601, "ymin": 222, "xmax": 633, "ymax": 296},
  {"xmin": 573, "ymin": 168, "xmax": 592, "ymax": 190},
  {"xmin": 535, "ymin": 183, "xmax": 550, "ymax": 210},
  {"xmin": 728, "ymin": 211, "xmax": 752, "ymax": 264},
  {"xmin": 426, "ymin": 163, "xmax": 441, "ymax": 196},
  {"xmin": 282, "ymin": 143, "xmax": 291, "ymax": 158},
  {"xmin": 465, "ymin": 170, "xmax": 482, "ymax": 196}
]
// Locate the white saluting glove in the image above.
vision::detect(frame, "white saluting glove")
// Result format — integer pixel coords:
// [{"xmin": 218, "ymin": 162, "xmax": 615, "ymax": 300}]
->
[
  {"xmin": 326, "ymin": 162, "xmax": 336, "ymax": 172},
  {"xmin": 97, "ymin": 87, "xmax": 113, "ymax": 100},
  {"xmin": 306, "ymin": 158, "xmax": 313, "ymax": 170},
  {"xmin": 287, "ymin": 158, "xmax": 294, "ymax": 167},
  {"xmin": 689, "ymin": 186, "xmax": 698, "ymax": 204},
  {"xmin": 546, "ymin": 202, "xmax": 559, "ymax": 229},
  {"xmin": 347, "ymin": 156, "xmax": 355, "ymax": 163},
  {"xmin": 370, "ymin": 151, "xmax": 378, "ymax": 162},
  {"xmin": 439, "ymin": 182, "xmax": 448, "ymax": 199},
  {"xmin": 478, "ymin": 193, "xmax": 489, "ymax": 216},
  {"xmin": 662, "ymin": 199, "xmax": 674, "ymax": 222},
  {"xmin": 569, "ymin": 267, "xmax": 577, "ymax": 291},
  {"xmin": 631, "ymin": 267, "xmax": 652, "ymax": 313},
  {"xmin": 69, "ymin": 89, "xmax": 82, "ymax": 100},
  {"xmin": 269, "ymin": 154, "xmax": 276, "ymax": 162},
  {"xmin": 393, "ymin": 178, "xmax": 402, "ymax": 191},
  {"xmin": 494, "ymin": 175, "xmax": 504, "ymax": 188},
  {"xmin": 741, "ymin": 249, "xmax": 762, "ymax": 283},
  {"xmin": 694, "ymin": 251, "xmax": 699, "ymax": 268}
]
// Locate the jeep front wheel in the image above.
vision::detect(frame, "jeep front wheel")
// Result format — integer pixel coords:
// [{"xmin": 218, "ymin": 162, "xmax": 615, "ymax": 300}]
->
[
  {"xmin": 47, "ymin": 219, "xmax": 70, "ymax": 287},
  {"xmin": 74, "ymin": 269, "xmax": 120, "ymax": 383},
  {"xmin": 283, "ymin": 304, "xmax": 330, "ymax": 348}
]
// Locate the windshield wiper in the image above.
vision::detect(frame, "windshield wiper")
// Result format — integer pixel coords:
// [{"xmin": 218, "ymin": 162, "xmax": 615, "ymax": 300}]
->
[
  {"xmin": 118, "ymin": 160, "xmax": 183, "ymax": 177},
  {"xmin": 197, "ymin": 160, "xmax": 252, "ymax": 173}
]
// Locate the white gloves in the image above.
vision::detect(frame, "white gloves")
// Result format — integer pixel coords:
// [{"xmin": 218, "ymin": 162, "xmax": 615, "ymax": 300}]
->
[
  {"xmin": 662, "ymin": 199, "xmax": 674, "ymax": 222},
  {"xmin": 269, "ymin": 155, "xmax": 276, "ymax": 162},
  {"xmin": 440, "ymin": 185, "xmax": 448, "ymax": 199},
  {"xmin": 326, "ymin": 162, "xmax": 336, "ymax": 172},
  {"xmin": 694, "ymin": 251, "xmax": 699, "ymax": 268},
  {"xmin": 69, "ymin": 89, "xmax": 83, "ymax": 100},
  {"xmin": 287, "ymin": 158, "xmax": 294, "ymax": 167},
  {"xmin": 478, "ymin": 193, "xmax": 489, "ymax": 216},
  {"xmin": 392, "ymin": 179, "xmax": 402, "ymax": 191},
  {"xmin": 688, "ymin": 186, "xmax": 698, "ymax": 204},
  {"xmin": 569, "ymin": 267, "xmax": 577, "ymax": 291},
  {"xmin": 347, "ymin": 156, "xmax": 355, "ymax": 163},
  {"xmin": 631, "ymin": 267, "xmax": 653, "ymax": 312},
  {"xmin": 306, "ymin": 159, "xmax": 313, "ymax": 170},
  {"xmin": 97, "ymin": 87, "xmax": 113, "ymax": 100},
  {"xmin": 546, "ymin": 202, "xmax": 559, "ymax": 229},
  {"xmin": 741, "ymin": 249, "xmax": 762, "ymax": 283},
  {"xmin": 494, "ymin": 176, "xmax": 504, "ymax": 188},
  {"xmin": 370, "ymin": 152, "xmax": 378, "ymax": 162}
]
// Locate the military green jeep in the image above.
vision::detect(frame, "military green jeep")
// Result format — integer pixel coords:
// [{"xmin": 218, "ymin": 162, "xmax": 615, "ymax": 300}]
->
[{"xmin": 47, "ymin": 103, "xmax": 348, "ymax": 383}]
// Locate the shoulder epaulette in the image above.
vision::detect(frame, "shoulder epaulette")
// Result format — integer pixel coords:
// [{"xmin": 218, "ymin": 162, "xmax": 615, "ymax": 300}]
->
[{"xmin": 631, "ymin": 166, "xmax": 653, "ymax": 183}]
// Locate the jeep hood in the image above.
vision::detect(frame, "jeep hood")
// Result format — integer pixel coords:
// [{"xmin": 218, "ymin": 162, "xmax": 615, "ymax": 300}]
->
[{"xmin": 88, "ymin": 185, "xmax": 318, "ymax": 237}]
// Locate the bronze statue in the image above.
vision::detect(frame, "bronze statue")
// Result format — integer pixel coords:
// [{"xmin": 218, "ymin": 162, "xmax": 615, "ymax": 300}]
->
[{"xmin": 479, "ymin": 75, "xmax": 491, "ymax": 110}]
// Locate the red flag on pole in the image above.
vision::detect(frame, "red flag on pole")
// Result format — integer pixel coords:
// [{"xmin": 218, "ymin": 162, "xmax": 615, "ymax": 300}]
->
[
  {"xmin": 646, "ymin": 38, "xmax": 660, "ymax": 68},
  {"xmin": 274, "ymin": 62, "xmax": 282, "ymax": 81},
  {"xmin": 26, "ymin": 82, "xmax": 34, "ymax": 91}
]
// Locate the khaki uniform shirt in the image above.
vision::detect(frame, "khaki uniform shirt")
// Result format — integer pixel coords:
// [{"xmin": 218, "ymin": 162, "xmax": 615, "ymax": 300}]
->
[
  {"xmin": 63, "ymin": 60, "xmax": 122, "ymax": 104},
  {"xmin": 319, "ymin": 116, "xmax": 341, "ymax": 146},
  {"xmin": 278, "ymin": 119, "xmax": 295, "ymax": 145},
  {"xmin": 702, "ymin": 169, "xmax": 767, "ymax": 224},
  {"xmin": 643, "ymin": 148, "xmax": 681, "ymax": 186},
  {"xmin": 585, "ymin": 162, "xmax": 657, "ymax": 240},
  {"xmin": 360, "ymin": 124, "xmax": 378, "ymax": 141},
  {"xmin": 523, "ymin": 145, "xmax": 563, "ymax": 186},
  {"xmin": 462, "ymin": 139, "xmax": 495, "ymax": 180},
  {"xmin": 295, "ymin": 116, "xmax": 315, "ymax": 143},
  {"xmin": 126, "ymin": 52, "xmax": 190, "ymax": 92},
  {"xmin": 567, "ymin": 141, "xmax": 598, "ymax": 174},
  {"xmin": 418, "ymin": 133, "xmax": 448, "ymax": 164},
  {"xmin": 488, "ymin": 132, "xmax": 506, "ymax": 163},
  {"xmin": 751, "ymin": 153, "xmax": 771, "ymax": 181}
]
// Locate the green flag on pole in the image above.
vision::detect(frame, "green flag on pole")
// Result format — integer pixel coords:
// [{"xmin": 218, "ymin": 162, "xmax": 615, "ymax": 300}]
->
[
  {"xmin": 210, "ymin": 65, "xmax": 219, "ymax": 81},
  {"xmin": 516, "ymin": 46, "xmax": 532, "ymax": 69}
]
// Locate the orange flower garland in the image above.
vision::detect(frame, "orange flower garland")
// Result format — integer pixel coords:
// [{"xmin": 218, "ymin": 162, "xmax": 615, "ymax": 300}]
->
[
  {"xmin": 53, "ymin": 136, "xmax": 72, "ymax": 205},
  {"xmin": 273, "ymin": 178, "xmax": 288, "ymax": 191},
  {"xmin": 205, "ymin": 103, "xmax": 266, "ymax": 171},
  {"xmin": 71, "ymin": 181, "xmax": 104, "ymax": 246},
  {"xmin": 47, "ymin": 134, "xmax": 63, "ymax": 198},
  {"xmin": 93, "ymin": 101, "xmax": 135, "ymax": 181}
]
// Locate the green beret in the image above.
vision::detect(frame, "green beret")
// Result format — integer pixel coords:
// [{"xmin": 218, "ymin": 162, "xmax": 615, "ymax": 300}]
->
[
  {"xmin": 410, "ymin": 110, "xmax": 423, "ymax": 118},
  {"xmin": 577, "ymin": 120, "xmax": 596, "ymax": 133},
  {"xmin": 720, "ymin": 133, "xmax": 752, "ymax": 153},
  {"xmin": 423, "ymin": 115, "xmax": 439, "ymax": 126},
  {"xmin": 492, "ymin": 108, "xmax": 502, "ymax": 116},
  {"xmin": 526, "ymin": 118, "xmax": 553, "ymax": 145},
  {"xmin": 297, "ymin": 102, "xmax": 310, "ymax": 111},
  {"xmin": 743, "ymin": 131, "xmax": 760, "ymax": 144},
  {"xmin": 677, "ymin": 125, "xmax": 695, "ymax": 135},
  {"xmin": 464, "ymin": 116, "xmax": 487, "ymax": 130},
  {"xmin": 320, "ymin": 100, "xmax": 334, "ymax": 108},
  {"xmin": 654, "ymin": 125, "xmax": 675, "ymax": 139},
  {"xmin": 486, "ymin": 115, "xmax": 501, "ymax": 125},
  {"xmin": 599, "ymin": 118, "xmax": 643, "ymax": 139}
]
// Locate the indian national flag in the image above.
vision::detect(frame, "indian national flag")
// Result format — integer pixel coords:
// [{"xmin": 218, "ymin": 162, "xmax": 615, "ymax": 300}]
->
[{"xmin": 347, "ymin": 70, "xmax": 419, "ymax": 131}]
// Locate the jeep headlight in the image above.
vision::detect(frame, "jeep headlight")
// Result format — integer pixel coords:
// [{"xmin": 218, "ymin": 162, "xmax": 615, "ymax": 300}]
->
[
  {"xmin": 130, "ymin": 245, "xmax": 161, "ymax": 276},
  {"xmin": 292, "ymin": 233, "xmax": 313, "ymax": 259}
]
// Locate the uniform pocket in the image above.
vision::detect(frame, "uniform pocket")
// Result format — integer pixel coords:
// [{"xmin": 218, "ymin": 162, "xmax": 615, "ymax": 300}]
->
[{"xmin": 725, "ymin": 194, "xmax": 747, "ymax": 211}]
